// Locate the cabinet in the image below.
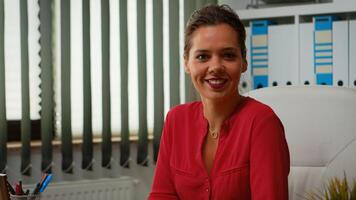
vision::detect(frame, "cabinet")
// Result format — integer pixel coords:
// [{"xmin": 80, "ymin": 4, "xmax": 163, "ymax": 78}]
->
[{"xmin": 234, "ymin": 2, "xmax": 356, "ymax": 92}]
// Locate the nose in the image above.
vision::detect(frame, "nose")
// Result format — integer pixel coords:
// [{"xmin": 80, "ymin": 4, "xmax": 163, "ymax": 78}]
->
[{"xmin": 208, "ymin": 55, "xmax": 224, "ymax": 73}]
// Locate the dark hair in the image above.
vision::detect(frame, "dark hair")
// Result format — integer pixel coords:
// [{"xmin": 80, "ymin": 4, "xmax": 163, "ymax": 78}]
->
[{"xmin": 184, "ymin": 4, "xmax": 246, "ymax": 61}]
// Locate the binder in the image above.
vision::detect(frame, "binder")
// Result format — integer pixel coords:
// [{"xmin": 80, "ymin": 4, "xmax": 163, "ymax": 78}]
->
[
  {"xmin": 250, "ymin": 20, "xmax": 271, "ymax": 89},
  {"xmin": 239, "ymin": 27, "xmax": 252, "ymax": 94},
  {"xmin": 349, "ymin": 20, "xmax": 356, "ymax": 89},
  {"xmin": 268, "ymin": 24, "xmax": 298, "ymax": 87},
  {"xmin": 313, "ymin": 16, "xmax": 334, "ymax": 85},
  {"xmin": 300, "ymin": 23, "xmax": 315, "ymax": 85},
  {"xmin": 332, "ymin": 20, "xmax": 349, "ymax": 87}
]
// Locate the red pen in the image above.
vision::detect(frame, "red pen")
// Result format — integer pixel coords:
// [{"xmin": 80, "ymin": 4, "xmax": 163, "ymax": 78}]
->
[
  {"xmin": 15, "ymin": 183, "xmax": 21, "ymax": 195},
  {"xmin": 15, "ymin": 182, "xmax": 24, "ymax": 195},
  {"xmin": 19, "ymin": 181, "xmax": 24, "ymax": 195}
]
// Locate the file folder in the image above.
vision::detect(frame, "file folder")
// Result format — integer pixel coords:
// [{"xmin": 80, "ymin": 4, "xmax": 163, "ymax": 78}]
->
[
  {"xmin": 332, "ymin": 20, "xmax": 349, "ymax": 87},
  {"xmin": 239, "ymin": 27, "xmax": 252, "ymax": 94},
  {"xmin": 314, "ymin": 16, "xmax": 334, "ymax": 85},
  {"xmin": 251, "ymin": 20, "xmax": 271, "ymax": 89},
  {"xmin": 349, "ymin": 20, "xmax": 356, "ymax": 89},
  {"xmin": 300, "ymin": 23, "xmax": 315, "ymax": 85},
  {"xmin": 268, "ymin": 24, "xmax": 298, "ymax": 87}
]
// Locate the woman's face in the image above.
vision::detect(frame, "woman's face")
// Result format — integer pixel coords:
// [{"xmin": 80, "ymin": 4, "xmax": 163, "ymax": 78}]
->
[{"xmin": 184, "ymin": 23, "xmax": 247, "ymax": 101}]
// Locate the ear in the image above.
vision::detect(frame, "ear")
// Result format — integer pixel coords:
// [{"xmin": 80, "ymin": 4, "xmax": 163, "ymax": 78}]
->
[
  {"xmin": 241, "ymin": 59, "xmax": 248, "ymax": 73},
  {"xmin": 184, "ymin": 59, "xmax": 191, "ymax": 74}
]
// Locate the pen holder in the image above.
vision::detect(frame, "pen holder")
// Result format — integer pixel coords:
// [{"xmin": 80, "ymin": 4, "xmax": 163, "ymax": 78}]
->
[{"xmin": 9, "ymin": 194, "xmax": 41, "ymax": 200}]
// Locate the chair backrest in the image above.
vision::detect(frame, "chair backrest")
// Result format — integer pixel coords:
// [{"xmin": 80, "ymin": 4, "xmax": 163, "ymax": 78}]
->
[{"xmin": 246, "ymin": 86, "xmax": 356, "ymax": 200}]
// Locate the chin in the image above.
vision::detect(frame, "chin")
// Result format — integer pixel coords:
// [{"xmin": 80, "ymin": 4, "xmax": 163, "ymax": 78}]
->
[{"xmin": 201, "ymin": 92, "xmax": 235, "ymax": 102}]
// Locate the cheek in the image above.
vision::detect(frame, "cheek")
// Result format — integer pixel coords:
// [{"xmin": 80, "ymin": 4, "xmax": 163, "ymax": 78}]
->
[
  {"xmin": 227, "ymin": 68, "xmax": 242, "ymax": 82},
  {"xmin": 187, "ymin": 61, "xmax": 201, "ymax": 77}
]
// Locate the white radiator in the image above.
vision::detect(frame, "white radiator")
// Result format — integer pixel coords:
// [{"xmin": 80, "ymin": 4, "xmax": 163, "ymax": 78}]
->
[{"xmin": 41, "ymin": 177, "xmax": 136, "ymax": 200}]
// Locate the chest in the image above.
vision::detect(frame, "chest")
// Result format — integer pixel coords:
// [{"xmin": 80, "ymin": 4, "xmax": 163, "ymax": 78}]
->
[
  {"xmin": 202, "ymin": 135, "xmax": 219, "ymax": 175},
  {"xmin": 170, "ymin": 133, "xmax": 252, "ymax": 199}
]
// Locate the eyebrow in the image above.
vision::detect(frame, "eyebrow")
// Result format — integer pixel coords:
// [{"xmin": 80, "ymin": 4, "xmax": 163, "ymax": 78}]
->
[
  {"xmin": 194, "ymin": 47, "xmax": 239, "ymax": 54},
  {"xmin": 221, "ymin": 47, "xmax": 239, "ymax": 52},
  {"xmin": 194, "ymin": 49, "xmax": 210, "ymax": 54}
]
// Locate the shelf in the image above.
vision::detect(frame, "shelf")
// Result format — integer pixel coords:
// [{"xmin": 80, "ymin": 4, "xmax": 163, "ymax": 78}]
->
[{"xmin": 236, "ymin": 2, "xmax": 356, "ymax": 20}]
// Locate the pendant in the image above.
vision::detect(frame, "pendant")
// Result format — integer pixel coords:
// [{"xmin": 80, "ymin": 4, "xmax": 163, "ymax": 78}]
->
[{"xmin": 210, "ymin": 131, "xmax": 218, "ymax": 139}]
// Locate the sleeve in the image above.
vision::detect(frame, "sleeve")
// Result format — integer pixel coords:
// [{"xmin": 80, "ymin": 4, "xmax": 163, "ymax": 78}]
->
[
  {"xmin": 148, "ymin": 111, "xmax": 179, "ymax": 200},
  {"xmin": 250, "ymin": 113, "xmax": 290, "ymax": 200}
]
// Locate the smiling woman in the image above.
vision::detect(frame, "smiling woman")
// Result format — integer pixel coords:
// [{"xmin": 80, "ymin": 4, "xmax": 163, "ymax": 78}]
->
[
  {"xmin": 149, "ymin": 4, "xmax": 290, "ymax": 200},
  {"xmin": 184, "ymin": 24, "xmax": 246, "ymax": 102}
]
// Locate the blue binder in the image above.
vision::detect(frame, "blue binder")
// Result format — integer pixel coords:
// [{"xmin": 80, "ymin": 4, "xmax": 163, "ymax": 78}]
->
[
  {"xmin": 251, "ymin": 20, "xmax": 271, "ymax": 89},
  {"xmin": 313, "ymin": 16, "xmax": 334, "ymax": 85}
]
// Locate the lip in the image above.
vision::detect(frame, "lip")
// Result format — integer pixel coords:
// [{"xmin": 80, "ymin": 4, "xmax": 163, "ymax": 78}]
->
[{"xmin": 205, "ymin": 78, "xmax": 228, "ymax": 90}]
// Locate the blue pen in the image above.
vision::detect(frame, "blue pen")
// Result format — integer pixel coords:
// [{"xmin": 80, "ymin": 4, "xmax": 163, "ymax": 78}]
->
[{"xmin": 39, "ymin": 174, "xmax": 52, "ymax": 193}]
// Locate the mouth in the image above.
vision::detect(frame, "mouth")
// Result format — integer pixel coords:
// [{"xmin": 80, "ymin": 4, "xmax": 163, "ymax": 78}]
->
[{"xmin": 205, "ymin": 78, "xmax": 228, "ymax": 90}]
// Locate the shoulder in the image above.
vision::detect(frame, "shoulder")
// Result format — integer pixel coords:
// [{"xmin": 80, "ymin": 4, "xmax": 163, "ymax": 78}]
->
[
  {"xmin": 167, "ymin": 101, "xmax": 202, "ymax": 119},
  {"xmin": 163, "ymin": 101, "xmax": 203, "ymax": 130},
  {"xmin": 163, "ymin": 101, "xmax": 203, "ymax": 142},
  {"xmin": 236, "ymin": 97, "xmax": 284, "ymax": 132},
  {"xmin": 243, "ymin": 97, "xmax": 276, "ymax": 117},
  {"xmin": 235, "ymin": 97, "xmax": 279, "ymax": 124},
  {"xmin": 242, "ymin": 97, "xmax": 284, "ymax": 135}
]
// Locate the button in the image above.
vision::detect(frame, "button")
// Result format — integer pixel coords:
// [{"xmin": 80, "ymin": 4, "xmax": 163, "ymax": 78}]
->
[{"xmin": 206, "ymin": 188, "xmax": 209, "ymax": 192}]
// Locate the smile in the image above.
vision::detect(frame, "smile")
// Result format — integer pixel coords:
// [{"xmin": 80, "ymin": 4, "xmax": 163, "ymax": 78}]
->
[{"xmin": 205, "ymin": 78, "xmax": 227, "ymax": 89}]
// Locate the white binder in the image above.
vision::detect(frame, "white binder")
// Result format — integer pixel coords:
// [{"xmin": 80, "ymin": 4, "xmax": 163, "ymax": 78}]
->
[
  {"xmin": 268, "ymin": 24, "xmax": 298, "ymax": 87},
  {"xmin": 239, "ymin": 27, "xmax": 252, "ymax": 94},
  {"xmin": 349, "ymin": 20, "xmax": 356, "ymax": 89},
  {"xmin": 333, "ymin": 20, "xmax": 349, "ymax": 87},
  {"xmin": 299, "ymin": 23, "xmax": 315, "ymax": 85}
]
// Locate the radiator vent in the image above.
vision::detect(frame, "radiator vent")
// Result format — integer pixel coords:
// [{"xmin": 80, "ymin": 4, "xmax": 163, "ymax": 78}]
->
[{"xmin": 41, "ymin": 177, "xmax": 136, "ymax": 200}]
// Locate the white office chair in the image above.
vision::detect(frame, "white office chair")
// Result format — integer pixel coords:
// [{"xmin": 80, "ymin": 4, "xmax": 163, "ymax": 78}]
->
[{"xmin": 246, "ymin": 85, "xmax": 356, "ymax": 200}]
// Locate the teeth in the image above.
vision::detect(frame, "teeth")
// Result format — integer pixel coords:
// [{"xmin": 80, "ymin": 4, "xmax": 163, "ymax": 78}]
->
[{"xmin": 208, "ymin": 79, "xmax": 224, "ymax": 84}]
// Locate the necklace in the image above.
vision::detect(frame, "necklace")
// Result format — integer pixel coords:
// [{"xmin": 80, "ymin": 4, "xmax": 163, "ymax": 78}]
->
[{"xmin": 208, "ymin": 127, "xmax": 218, "ymax": 139}]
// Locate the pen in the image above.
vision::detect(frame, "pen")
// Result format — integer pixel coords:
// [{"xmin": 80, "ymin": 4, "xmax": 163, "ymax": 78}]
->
[
  {"xmin": 39, "ymin": 174, "xmax": 52, "ymax": 193},
  {"xmin": 32, "ymin": 183, "xmax": 41, "ymax": 195},
  {"xmin": 40, "ymin": 173, "xmax": 47, "ymax": 185},
  {"xmin": 19, "ymin": 181, "xmax": 24, "ymax": 195},
  {"xmin": 15, "ymin": 183, "xmax": 21, "ymax": 195}
]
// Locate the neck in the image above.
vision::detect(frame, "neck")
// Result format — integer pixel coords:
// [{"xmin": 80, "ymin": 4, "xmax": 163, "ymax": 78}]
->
[{"xmin": 202, "ymin": 93, "xmax": 244, "ymax": 131}]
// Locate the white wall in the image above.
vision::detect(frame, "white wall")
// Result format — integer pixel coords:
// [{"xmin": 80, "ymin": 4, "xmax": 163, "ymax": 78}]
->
[{"xmin": 219, "ymin": 0, "xmax": 251, "ymax": 10}]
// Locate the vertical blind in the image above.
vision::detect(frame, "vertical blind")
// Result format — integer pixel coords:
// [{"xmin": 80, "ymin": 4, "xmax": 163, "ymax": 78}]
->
[
  {"xmin": 0, "ymin": 0, "xmax": 216, "ymax": 174},
  {"xmin": 39, "ymin": 0, "xmax": 55, "ymax": 174},
  {"xmin": 82, "ymin": 0, "xmax": 94, "ymax": 171},
  {"xmin": 119, "ymin": 0, "xmax": 130, "ymax": 168},
  {"xmin": 60, "ymin": 0, "xmax": 73, "ymax": 173},
  {"xmin": 152, "ymin": 0, "xmax": 163, "ymax": 163},
  {"xmin": 100, "ymin": 0, "xmax": 112, "ymax": 169},
  {"xmin": 136, "ymin": 0, "xmax": 148, "ymax": 166},
  {"xmin": 0, "ymin": 0, "xmax": 6, "ymax": 174},
  {"xmin": 19, "ymin": 0, "xmax": 31, "ymax": 176}
]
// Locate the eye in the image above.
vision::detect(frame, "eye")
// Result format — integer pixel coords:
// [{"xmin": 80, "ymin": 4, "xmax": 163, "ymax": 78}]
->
[
  {"xmin": 196, "ymin": 54, "xmax": 209, "ymax": 62},
  {"xmin": 223, "ymin": 52, "xmax": 237, "ymax": 60}
]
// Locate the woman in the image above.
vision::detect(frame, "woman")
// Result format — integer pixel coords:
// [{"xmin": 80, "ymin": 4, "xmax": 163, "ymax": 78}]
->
[{"xmin": 149, "ymin": 4, "xmax": 290, "ymax": 200}]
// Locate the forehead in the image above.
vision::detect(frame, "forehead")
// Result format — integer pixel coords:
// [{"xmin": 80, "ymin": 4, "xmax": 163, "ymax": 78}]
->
[{"xmin": 190, "ymin": 24, "xmax": 240, "ymax": 51}]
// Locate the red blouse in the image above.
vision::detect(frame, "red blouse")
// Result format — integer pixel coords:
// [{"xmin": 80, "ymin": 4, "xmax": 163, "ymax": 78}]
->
[{"xmin": 148, "ymin": 97, "xmax": 290, "ymax": 200}]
